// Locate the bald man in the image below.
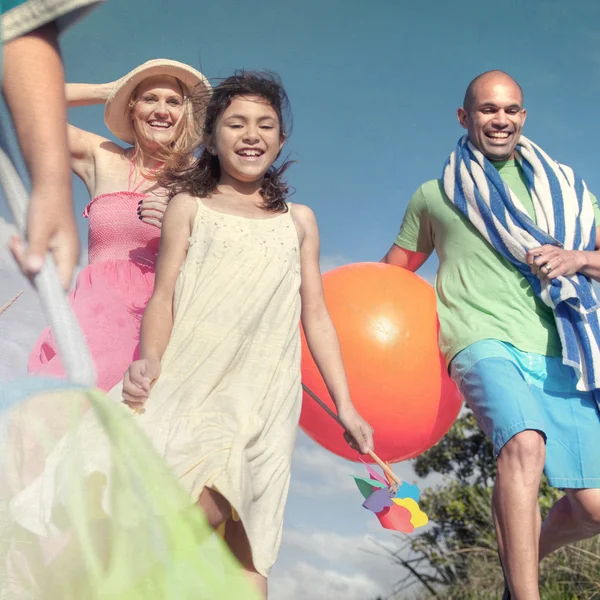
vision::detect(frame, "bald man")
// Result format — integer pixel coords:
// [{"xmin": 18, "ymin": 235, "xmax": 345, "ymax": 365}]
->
[{"xmin": 383, "ymin": 71, "xmax": 600, "ymax": 599}]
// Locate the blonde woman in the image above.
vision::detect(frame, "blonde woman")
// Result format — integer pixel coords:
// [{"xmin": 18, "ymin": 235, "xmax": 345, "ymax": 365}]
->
[{"xmin": 28, "ymin": 59, "xmax": 211, "ymax": 391}]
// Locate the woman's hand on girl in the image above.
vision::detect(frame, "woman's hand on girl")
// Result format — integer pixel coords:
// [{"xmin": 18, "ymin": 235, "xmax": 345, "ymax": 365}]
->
[
  {"xmin": 138, "ymin": 197, "xmax": 169, "ymax": 229},
  {"xmin": 122, "ymin": 358, "xmax": 161, "ymax": 407},
  {"xmin": 337, "ymin": 405, "xmax": 374, "ymax": 454}
]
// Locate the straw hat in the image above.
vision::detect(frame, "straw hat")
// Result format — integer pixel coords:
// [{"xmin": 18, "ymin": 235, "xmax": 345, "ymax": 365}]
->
[{"xmin": 104, "ymin": 59, "xmax": 211, "ymax": 144}]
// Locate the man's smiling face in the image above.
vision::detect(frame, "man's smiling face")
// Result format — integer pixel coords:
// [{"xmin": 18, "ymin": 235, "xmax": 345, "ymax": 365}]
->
[{"xmin": 457, "ymin": 72, "xmax": 527, "ymax": 161}]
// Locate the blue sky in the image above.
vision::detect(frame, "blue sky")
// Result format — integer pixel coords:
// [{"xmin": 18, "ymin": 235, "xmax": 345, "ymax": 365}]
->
[{"xmin": 2, "ymin": 0, "xmax": 600, "ymax": 597}]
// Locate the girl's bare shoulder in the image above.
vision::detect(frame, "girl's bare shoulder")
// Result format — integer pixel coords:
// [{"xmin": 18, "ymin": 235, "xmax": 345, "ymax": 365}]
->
[{"xmin": 164, "ymin": 193, "xmax": 199, "ymax": 226}]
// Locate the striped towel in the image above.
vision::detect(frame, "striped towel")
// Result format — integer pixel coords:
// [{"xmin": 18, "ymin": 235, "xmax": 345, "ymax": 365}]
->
[{"xmin": 443, "ymin": 134, "xmax": 600, "ymax": 393}]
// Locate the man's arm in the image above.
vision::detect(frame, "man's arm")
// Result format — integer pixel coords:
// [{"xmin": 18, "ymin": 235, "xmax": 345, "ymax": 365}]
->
[
  {"xmin": 380, "ymin": 183, "xmax": 434, "ymax": 272},
  {"xmin": 381, "ymin": 244, "xmax": 430, "ymax": 272}
]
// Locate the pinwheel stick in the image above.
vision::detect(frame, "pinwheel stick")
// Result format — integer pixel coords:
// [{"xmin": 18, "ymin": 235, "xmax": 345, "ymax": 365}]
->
[{"xmin": 301, "ymin": 383, "xmax": 402, "ymax": 486}]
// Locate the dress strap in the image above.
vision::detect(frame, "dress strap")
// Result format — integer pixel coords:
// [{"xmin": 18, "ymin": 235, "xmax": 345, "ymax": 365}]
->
[
  {"xmin": 127, "ymin": 156, "xmax": 136, "ymax": 193},
  {"xmin": 128, "ymin": 152, "xmax": 164, "ymax": 194},
  {"xmin": 129, "ymin": 173, "xmax": 147, "ymax": 194}
]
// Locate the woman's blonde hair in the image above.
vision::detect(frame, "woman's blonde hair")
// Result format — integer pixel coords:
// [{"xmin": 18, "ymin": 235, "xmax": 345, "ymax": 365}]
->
[{"xmin": 127, "ymin": 77, "xmax": 207, "ymax": 180}]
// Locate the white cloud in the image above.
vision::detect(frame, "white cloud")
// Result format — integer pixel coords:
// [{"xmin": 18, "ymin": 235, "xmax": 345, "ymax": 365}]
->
[
  {"xmin": 270, "ymin": 561, "xmax": 385, "ymax": 600},
  {"xmin": 291, "ymin": 443, "xmax": 358, "ymax": 496},
  {"xmin": 271, "ymin": 527, "xmax": 415, "ymax": 600},
  {"xmin": 283, "ymin": 528, "xmax": 396, "ymax": 566}
]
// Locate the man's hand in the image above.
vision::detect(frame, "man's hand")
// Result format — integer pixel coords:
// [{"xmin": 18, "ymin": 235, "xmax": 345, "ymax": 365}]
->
[{"xmin": 526, "ymin": 245, "xmax": 585, "ymax": 280}]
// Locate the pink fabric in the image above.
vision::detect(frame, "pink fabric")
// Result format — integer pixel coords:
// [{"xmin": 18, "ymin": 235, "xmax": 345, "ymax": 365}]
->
[
  {"xmin": 28, "ymin": 191, "xmax": 159, "ymax": 391},
  {"xmin": 83, "ymin": 192, "xmax": 159, "ymax": 266}
]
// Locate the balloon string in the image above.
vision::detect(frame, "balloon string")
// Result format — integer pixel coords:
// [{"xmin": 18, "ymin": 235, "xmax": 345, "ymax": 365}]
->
[{"xmin": 301, "ymin": 383, "xmax": 403, "ymax": 486}]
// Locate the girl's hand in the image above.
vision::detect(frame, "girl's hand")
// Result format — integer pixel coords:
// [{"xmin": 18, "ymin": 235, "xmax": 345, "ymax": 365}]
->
[
  {"xmin": 122, "ymin": 358, "xmax": 161, "ymax": 408},
  {"xmin": 138, "ymin": 196, "xmax": 169, "ymax": 229},
  {"xmin": 338, "ymin": 405, "xmax": 374, "ymax": 454}
]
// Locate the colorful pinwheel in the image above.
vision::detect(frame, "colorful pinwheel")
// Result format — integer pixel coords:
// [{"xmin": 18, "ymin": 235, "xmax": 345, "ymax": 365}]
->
[
  {"xmin": 352, "ymin": 459, "xmax": 428, "ymax": 533},
  {"xmin": 302, "ymin": 384, "xmax": 429, "ymax": 533}
]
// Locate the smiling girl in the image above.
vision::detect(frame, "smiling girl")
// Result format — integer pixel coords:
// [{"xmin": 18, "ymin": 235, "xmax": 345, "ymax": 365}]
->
[
  {"xmin": 27, "ymin": 59, "xmax": 211, "ymax": 392},
  {"xmin": 121, "ymin": 71, "xmax": 374, "ymax": 596}
]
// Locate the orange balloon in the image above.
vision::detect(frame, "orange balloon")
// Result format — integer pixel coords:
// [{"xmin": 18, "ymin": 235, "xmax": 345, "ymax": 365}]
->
[{"xmin": 300, "ymin": 262, "xmax": 462, "ymax": 463}]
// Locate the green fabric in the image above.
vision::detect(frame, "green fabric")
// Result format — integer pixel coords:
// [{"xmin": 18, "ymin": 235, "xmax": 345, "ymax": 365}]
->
[
  {"xmin": 395, "ymin": 160, "xmax": 600, "ymax": 363},
  {"xmin": 0, "ymin": 386, "xmax": 260, "ymax": 600}
]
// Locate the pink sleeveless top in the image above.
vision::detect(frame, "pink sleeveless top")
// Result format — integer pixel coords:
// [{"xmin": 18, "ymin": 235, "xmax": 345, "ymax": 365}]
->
[{"xmin": 82, "ymin": 158, "xmax": 163, "ymax": 267}]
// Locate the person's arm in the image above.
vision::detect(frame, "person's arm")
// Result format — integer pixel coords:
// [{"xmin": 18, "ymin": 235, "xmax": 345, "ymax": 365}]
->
[
  {"xmin": 3, "ymin": 23, "xmax": 78, "ymax": 289},
  {"xmin": 580, "ymin": 227, "xmax": 600, "ymax": 279},
  {"xmin": 380, "ymin": 184, "xmax": 434, "ymax": 273},
  {"xmin": 65, "ymin": 82, "xmax": 118, "ymax": 189},
  {"xmin": 122, "ymin": 194, "xmax": 196, "ymax": 406},
  {"xmin": 295, "ymin": 204, "xmax": 374, "ymax": 454},
  {"xmin": 66, "ymin": 82, "xmax": 115, "ymax": 107},
  {"xmin": 381, "ymin": 244, "xmax": 429, "ymax": 271}
]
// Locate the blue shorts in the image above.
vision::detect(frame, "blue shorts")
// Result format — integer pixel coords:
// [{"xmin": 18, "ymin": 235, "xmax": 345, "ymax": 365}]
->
[{"xmin": 450, "ymin": 340, "xmax": 600, "ymax": 489}]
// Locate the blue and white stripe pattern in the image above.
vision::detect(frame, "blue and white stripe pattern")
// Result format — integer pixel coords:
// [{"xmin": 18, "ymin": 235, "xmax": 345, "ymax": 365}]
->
[{"xmin": 443, "ymin": 135, "xmax": 600, "ymax": 393}]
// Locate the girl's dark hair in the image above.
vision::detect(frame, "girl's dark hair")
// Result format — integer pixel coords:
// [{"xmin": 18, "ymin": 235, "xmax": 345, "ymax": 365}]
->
[{"xmin": 161, "ymin": 70, "xmax": 293, "ymax": 212}]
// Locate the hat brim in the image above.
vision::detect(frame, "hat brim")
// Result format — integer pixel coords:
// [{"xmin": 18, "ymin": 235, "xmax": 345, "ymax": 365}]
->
[{"xmin": 104, "ymin": 59, "xmax": 211, "ymax": 144}]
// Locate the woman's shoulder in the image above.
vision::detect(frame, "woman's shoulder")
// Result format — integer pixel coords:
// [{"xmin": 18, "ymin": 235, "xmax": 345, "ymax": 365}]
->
[{"xmin": 71, "ymin": 124, "xmax": 124, "ymax": 161}]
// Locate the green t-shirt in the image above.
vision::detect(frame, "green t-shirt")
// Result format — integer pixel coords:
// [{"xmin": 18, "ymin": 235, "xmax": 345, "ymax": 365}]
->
[{"xmin": 395, "ymin": 160, "xmax": 600, "ymax": 364}]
